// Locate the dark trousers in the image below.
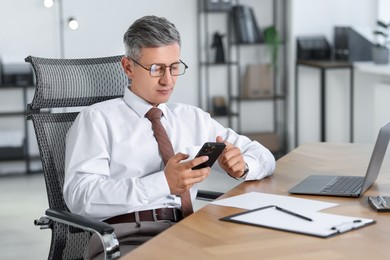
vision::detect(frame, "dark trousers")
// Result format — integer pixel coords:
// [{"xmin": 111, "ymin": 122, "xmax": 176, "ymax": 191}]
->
[{"xmin": 86, "ymin": 221, "xmax": 175, "ymax": 259}]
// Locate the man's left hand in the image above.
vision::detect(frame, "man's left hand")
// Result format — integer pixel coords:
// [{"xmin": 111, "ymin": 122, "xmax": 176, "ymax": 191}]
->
[{"xmin": 216, "ymin": 136, "xmax": 246, "ymax": 179}]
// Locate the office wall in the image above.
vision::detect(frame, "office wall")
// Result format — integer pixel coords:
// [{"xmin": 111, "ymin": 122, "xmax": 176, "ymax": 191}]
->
[
  {"xmin": 0, "ymin": 1, "xmax": 60, "ymax": 59},
  {"xmin": 60, "ymin": 0, "xmax": 198, "ymax": 105},
  {"xmin": 378, "ymin": 0, "xmax": 390, "ymax": 21},
  {"xmin": 0, "ymin": 0, "xmax": 198, "ymax": 106}
]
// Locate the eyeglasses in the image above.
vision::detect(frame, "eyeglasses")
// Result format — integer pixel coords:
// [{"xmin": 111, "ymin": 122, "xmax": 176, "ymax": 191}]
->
[{"xmin": 130, "ymin": 58, "xmax": 188, "ymax": 77}]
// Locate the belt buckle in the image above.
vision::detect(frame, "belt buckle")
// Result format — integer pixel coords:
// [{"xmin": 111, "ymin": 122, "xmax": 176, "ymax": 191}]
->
[
  {"xmin": 172, "ymin": 208, "xmax": 178, "ymax": 221},
  {"xmin": 134, "ymin": 211, "xmax": 141, "ymax": 226},
  {"xmin": 152, "ymin": 209, "xmax": 159, "ymax": 221},
  {"xmin": 152, "ymin": 208, "xmax": 177, "ymax": 222}
]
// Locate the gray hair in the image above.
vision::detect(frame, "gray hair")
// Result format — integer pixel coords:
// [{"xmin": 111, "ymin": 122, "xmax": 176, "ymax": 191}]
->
[{"xmin": 123, "ymin": 15, "xmax": 181, "ymax": 60}]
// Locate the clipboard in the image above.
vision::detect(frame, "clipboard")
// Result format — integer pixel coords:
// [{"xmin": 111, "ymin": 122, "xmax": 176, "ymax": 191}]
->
[{"xmin": 220, "ymin": 205, "xmax": 375, "ymax": 238}]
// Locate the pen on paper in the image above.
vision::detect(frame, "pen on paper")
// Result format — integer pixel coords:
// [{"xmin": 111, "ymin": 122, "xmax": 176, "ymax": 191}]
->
[
  {"xmin": 274, "ymin": 206, "xmax": 313, "ymax": 222},
  {"xmin": 331, "ymin": 220, "xmax": 362, "ymax": 232}
]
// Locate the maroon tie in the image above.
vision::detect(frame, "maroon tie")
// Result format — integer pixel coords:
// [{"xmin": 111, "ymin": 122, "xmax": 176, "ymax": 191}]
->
[{"xmin": 145, "ymin": 107, "xmax": 194, "ymax": 217}]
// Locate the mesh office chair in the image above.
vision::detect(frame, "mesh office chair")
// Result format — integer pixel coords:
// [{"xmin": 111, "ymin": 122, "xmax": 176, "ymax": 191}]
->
[
  {"xmin": 25, "ymin": 55, "xmax": 127, "ymax": 260},
  {"xmin": 26, "ymin": 55, "xmax": 221, "ymax": 260}
]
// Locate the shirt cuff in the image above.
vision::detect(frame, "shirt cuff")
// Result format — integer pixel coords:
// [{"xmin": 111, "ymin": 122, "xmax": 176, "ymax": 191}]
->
[{"xmin": 139, "ymin": 170, "xmax": 171, "ymax": 203}]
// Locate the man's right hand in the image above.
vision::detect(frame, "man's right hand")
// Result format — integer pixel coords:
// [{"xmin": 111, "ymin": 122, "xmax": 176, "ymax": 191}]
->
[{"xmin": 164, "ymin": 153, "xmax": 210, "ymax": 195}]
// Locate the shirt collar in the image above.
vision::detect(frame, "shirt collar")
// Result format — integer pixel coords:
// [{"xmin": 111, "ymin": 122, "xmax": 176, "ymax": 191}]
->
[{"xmin": 123, "ymin": 87, "xmax": 168, "ymax": 119}]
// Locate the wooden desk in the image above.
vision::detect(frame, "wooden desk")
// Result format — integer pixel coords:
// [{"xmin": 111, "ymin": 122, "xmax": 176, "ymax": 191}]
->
[{"xmin": 124, "ymin": 143, "xmax": 390, "ymax": 259}]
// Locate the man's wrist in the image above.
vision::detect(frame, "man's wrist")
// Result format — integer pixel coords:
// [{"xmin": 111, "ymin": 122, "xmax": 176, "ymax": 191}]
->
[
  {"xmin": 239, "ymin": 162, "xmax": 249, "ymax": 179},
  {"xmin": 226, "ymin": 162, "xmax": 249, "ymax": 180}
]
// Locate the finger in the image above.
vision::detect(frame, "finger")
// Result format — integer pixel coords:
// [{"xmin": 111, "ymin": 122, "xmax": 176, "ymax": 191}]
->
[
  {"xmin": 183, "ymin": 155, "xmax": 209, "ymax": 169},
  {"xmin": 190, "ymin": 172, "xmax": 210, "ymax": 185},
  {"xmin": 219, "ymin": 143, "xmax": 234, "ymax": 165},
  {"xmin": 216, "ymin": 136, "xmax": 224, "ymax": 143},
  {"xmin": 216, "ymin": 136, "xmax": 233, "ymax": 150},
  {"xmin": 223, "ymin": 141, "xmax": 234, "ymax": 151},
  {"xmin": 224, "ymin": 155, "xmax": 241, "ymax": 171},
  {"xmin": 188, "ymin": 167, "xmax": 211, "ymax": 183},
  {"xmin": 170, "ymin": 152, "xmax": 190, "ymax": 163},
  {"xmin": 177, "ymin": 168, "xmax": 210, "ymax": 192},
  {"xmin": 228, "ymin": 160, "xmax": 244, "ymax": 173},
  {"xmin": 221, "ymin": 147, "xmax": 240, "ymax": 164}
]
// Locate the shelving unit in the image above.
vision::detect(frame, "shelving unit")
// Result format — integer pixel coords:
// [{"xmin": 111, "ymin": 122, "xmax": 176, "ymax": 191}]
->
[
  {"xmin": 0, "ymin": 84, "xmax": 40, "ymax": 174},
  {"xmin": 197, "ymin": 0, "xmax": 288, "ymax": 158}
]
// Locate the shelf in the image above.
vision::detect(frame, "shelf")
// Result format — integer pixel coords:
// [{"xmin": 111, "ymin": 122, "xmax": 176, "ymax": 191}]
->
[
  {"xmin": 0, "ymin": 111, "xmax": 26, "ymax": 116},
  {"xmin": 0, "ymin": 84, "xmax": 40, "ymax": 173},
  {"xmin": 209, "ymin": 112, "xmax": 239, "ymax": 117},
  {"xmin": 198, "ymin": 0, "xmax": 288, "ymax": 156},
  {"xmin": 231, "ymin": 95, "xmax": 286, "ymax": 101},
  {"xmin": 231, "ymin": 41, "xmax": 286, "ymax": 46},
  {"xmin": 29, "ymin": 154, "xmax": 41, "ymax": 160},
  {"xmin": 232, "ymin": 42, "xmax": 265, "ymax": 46},
  {"xmin": 0, "ymin": 146, "xmax": 25, "ymax": 161},
  {"xmin": 200, "ymin": 61, "xmax": 239, "ymax": 66},
  {"xmin": 202, "ymin": 10, "xmax": 230, "ymax": 14},
  {"xmin": 0, "ymin": 84, "xmax": 32, "ymax": 89}
]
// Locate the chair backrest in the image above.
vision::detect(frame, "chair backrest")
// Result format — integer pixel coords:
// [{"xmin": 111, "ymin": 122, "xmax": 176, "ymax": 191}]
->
[
  {"xmin": 26, "ymin": 55, "xmax": 128, "ymax": 111},
  {"xmin": 26, "ymin": 55, "xmax": 128, "ymax": 260}
]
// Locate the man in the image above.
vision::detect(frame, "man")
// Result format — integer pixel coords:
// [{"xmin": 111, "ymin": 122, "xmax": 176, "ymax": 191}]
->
[{"xmin": 64, "ymin": 15, "xmax": 275, "ymax": 258}]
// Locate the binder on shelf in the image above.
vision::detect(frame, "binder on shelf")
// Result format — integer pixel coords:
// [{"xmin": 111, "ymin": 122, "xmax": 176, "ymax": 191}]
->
[
  {"xmin": 296, "ymin": 36, "xmax": 331, "ymax": 60},
  {"xmin": 202, "ymin": 0, "xmax": 232, "ymax": 12},
  {"xmin": 231, "ymin": 5, "xmax": 263, "ymax": 44},
  {"xmin": 221, "ymin": 205, "xmax": 375, "ymax": 238},
  {"xmin": 334, "ymin": 26, "xmax": 373, "ymax": 62}
]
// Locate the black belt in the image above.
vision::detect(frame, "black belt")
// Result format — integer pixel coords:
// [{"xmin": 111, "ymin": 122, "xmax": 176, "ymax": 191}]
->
[{"xmin": 104, "ymin": 208, "xmax": 183, "ymax": 224}]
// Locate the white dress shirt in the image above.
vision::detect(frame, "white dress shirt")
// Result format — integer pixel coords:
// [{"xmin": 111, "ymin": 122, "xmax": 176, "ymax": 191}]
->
[{"xmin": 64, "ymin": 88, "xmax": 275, "ymax": 220}]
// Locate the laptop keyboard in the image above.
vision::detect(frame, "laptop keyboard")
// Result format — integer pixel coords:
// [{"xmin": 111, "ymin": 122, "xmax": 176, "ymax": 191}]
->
[{"xmin": 320, "ymin": 176, "xmax": 365, "ymax": 194}]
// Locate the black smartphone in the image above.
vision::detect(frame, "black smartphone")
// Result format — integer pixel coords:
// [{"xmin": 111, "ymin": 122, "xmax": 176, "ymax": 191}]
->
[{"xmin": 192, "ymin": 142, "xmax": 226, "ymax": 170}]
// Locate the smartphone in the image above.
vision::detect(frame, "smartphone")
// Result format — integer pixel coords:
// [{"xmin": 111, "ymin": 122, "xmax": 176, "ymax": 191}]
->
[{"xmin": 192, "ymin": 142, "xmax": 226, "ymax": 170}]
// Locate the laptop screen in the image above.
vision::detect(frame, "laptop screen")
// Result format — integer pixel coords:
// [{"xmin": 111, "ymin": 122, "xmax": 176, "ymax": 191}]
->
[{"xmin": 361, "ymin": 122, "xmax": 390, "ymax": 193}]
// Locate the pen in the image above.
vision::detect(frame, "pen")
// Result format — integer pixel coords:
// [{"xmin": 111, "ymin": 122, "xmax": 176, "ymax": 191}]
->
[
  {"xmin": 331, "ymin": 220, "xmax": 362, "ymax": 232},
  {"xmin": 275, "ymin": 206, "xmax": 313, "ymax": 222}
]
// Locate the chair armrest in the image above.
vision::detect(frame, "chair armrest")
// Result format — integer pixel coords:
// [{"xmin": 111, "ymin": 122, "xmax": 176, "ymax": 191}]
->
[
  {"xmin": 196, "ymin": 189, "xmax": 223, "ymax": 201},
  {"xmin": 44, "ymin": 208, "xmax": 120, "ymax": 259},
  {"xmin": 45, "ymin": 208, "xmax": 113, "ymax": 235}
]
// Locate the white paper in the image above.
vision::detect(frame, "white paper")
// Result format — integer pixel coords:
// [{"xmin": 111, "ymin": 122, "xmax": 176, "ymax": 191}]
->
[
  {"xmin": 211, "ymin": 192, "xmax": 337, "ymax": 211},
  {"xmin": 229, "ymin": 206, "xmax": 374, "ymax": 237}
]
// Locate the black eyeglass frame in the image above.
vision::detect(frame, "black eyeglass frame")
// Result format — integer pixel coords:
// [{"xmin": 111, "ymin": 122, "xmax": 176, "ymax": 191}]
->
[{"xmin": 129, "ymin": 58, "xmax": 188, "ymax": 77}]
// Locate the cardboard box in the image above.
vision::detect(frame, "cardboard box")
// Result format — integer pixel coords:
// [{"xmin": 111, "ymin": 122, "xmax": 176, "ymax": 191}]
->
[
  {"xmin": 212, "ymin": 96, "xmax": 228, "ymax": 116},
  {"xmin": 244, "ymin": 132, "xmax": 279, "ymax": 152},
  {"xmin": 242, "ymin": 64, "xmax": 273, "ymax": 98}
]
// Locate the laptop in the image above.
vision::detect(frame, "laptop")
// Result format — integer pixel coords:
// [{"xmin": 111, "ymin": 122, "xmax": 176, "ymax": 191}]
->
[{"xmin": 289, "ymin": 122, "xmax": 390, "ymax": 197}]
